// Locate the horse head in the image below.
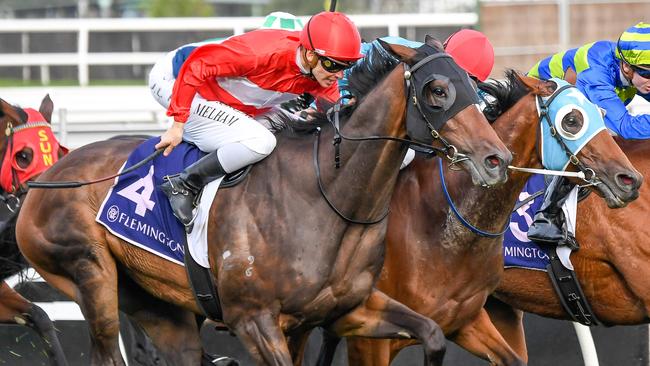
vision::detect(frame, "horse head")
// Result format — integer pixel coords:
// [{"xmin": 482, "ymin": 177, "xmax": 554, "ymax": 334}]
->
[
  {"xmin": 379, "ymin": 35, "xmax": 512, "ymax": 187},
  {"xmin": 0, "ymin": 95, "xmax": 66, "ymax": 196},
  {"xmin": 0, "ymin": 95, "xmax": 67, "ymax": 279},
  {"xmin": 501, "ymin": 72, "xmax": 641, "ymax": 208}
]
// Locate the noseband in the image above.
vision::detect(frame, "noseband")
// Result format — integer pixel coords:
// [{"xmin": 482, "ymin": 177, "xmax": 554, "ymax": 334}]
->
[
  {"xmin": 440, "ymin": 83, "xmax": 603, "ymax": 238},
  {"xmin": 315, "ymin": 53, "xmax": 475, "ymax": 225}
]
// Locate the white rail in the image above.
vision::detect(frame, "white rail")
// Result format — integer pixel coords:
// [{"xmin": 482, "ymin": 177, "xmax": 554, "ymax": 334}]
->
[{"xmin": 0, "ymin": 13, "xmax": 478, "ymax": 86}]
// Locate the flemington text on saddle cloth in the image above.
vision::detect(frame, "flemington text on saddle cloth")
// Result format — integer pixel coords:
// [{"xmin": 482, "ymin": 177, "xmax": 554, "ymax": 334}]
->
[{"xmin": 96, "ymin": 137, "xmax": 217, "ymax": 268}]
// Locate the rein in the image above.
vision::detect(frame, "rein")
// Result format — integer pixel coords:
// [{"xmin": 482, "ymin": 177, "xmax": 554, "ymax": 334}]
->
[
  {"xmin": 442, "ymin": 83, "xmax": 599, "ymax": 237},
  {"xmin": 315, "ymin": 54, "xmax": 471, "ymax": 225},
  {"xmin": 438, "ymin": 157, "xmax": 508, "ymax": 238},
  {"xmin": 28, "ymin": 149, "xmax": 163, "ymax": 189},
  {"xmin": 508, "ymin": 84, "xmax": 599, "ymax": 186}
]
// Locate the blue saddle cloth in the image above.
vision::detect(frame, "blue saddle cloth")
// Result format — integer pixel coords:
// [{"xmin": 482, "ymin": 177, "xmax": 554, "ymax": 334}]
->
[
  {"xmin": 503, "ymin": 174, "xmax": 551, "ymax": 271},
  {"xmin": 96, "ymin": 138, "xmax": 206, "ymax": 265}
]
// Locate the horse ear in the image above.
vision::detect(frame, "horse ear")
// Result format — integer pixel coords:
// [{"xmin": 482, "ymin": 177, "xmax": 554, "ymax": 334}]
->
[
  {"xmin": 39, "ymin": 94, "xmax": 54, "ymax": 123},
  {"xmin": 424, "ymin": 35, "xmax": 444, "ymax": 52},
  {"xmin": 515, "ymin": 73, "xmax": 556, "ymax": 97},
  {"xmin": 378, "ymin": 39, "xmax": 418, "ymax": 64}
]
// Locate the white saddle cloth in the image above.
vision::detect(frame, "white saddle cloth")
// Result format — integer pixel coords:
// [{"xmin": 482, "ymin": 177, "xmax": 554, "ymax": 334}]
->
[{"xmin": 186, "ymin": 178, "xmax": 222, "ymax": 268}]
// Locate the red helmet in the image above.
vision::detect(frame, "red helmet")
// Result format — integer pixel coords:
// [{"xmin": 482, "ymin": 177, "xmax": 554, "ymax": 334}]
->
[
  {"xmin": 444, "ymin": 29, "xmax": 495, "ymax": 82},
  {"xmin": 300, "ymin": 12, "xmax": 363, "ymax": 62}
]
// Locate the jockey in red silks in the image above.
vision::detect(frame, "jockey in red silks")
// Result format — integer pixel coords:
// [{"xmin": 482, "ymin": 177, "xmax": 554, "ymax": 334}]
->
[{"xmin": 150, "ymin": 11, "xmax": 363, "ymax": 227}]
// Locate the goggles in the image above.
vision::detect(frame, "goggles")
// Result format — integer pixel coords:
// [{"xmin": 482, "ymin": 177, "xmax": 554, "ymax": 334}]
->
[
  {"xmin": 631, "ymin": 64, "xmax": 650, "ymax": 79},
  {"xmin": 617, "ymin": 37, "xmax": 650, "ymax": 79},
  {"xmin": 319, "ymin": 56, "xmax": 354, "ymax": 73}
]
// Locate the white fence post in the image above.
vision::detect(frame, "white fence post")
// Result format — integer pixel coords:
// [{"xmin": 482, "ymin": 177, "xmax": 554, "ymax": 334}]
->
[
  {"xmin": 78, "ymin": 23, "xmax": 89, "ymax": 86},
  {"xmin": 58, "ymin": 108, "xmax": 68, "ymax": 146}
]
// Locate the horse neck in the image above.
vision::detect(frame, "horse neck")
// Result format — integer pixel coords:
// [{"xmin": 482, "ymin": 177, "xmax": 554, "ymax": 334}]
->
[
  {"xmin": 408, "ymin": 93, "xmax": 542, "ymax": 247},
  {"xmin": 322, "ymin": 65, "xmax": 409, "ymax": 222}
]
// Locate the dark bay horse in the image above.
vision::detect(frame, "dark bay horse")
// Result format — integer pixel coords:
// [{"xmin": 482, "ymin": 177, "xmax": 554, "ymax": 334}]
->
[
  {"xmin": 16, "ymin": 38, "xmax": 512, "ymax": 365},
  {"xmin": 317, "ymin": 71, "xmax": 642, "ymax": 366},
  {"xmin": 484, "ymin": 136, "xmax": 650, "ymax": 362},
  {"xmin": 0, "ymin": 95, "xmax": 68, "ymax": 366}
]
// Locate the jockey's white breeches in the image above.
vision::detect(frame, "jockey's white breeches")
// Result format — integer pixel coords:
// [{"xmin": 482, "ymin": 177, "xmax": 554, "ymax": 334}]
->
[{"xmin": 149, "ymin": 50, "xmax": 276, "ymax": 173}]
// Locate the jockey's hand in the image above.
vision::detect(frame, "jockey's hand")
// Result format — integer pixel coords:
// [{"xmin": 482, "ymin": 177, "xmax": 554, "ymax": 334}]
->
[
  {"xmin": 156, "ymin": 122, "xmax": 184, "ymax": 156},
  {"xmin": 281, "ymin": 93, "xmax": 315, "ymax": 114}
]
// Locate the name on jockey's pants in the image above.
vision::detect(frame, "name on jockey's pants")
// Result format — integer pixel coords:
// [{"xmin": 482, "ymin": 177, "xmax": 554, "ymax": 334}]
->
[{"xmin": 195, "ymin": 104, "xmax": 240, "ymax": 126}]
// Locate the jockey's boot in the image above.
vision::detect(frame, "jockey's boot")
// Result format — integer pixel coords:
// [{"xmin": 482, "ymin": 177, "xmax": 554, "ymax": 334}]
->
[
  {"xmin": 527, "ymin": 176, "xmax": 575, "ymax": 243},
  {"xmin": 159, "ymin": 150, "xmax": 226, "ymax": 227}
]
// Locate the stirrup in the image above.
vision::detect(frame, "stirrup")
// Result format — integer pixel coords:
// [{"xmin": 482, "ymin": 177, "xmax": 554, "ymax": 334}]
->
[{"xmin": 163, "ymin": 174, "xmax": 191, "ymax": 196}]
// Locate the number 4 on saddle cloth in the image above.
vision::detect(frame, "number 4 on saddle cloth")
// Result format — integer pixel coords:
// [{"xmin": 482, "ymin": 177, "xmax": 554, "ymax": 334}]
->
[{"xmin": 96, "ymin": 137, "xmax": 219, "ymax": 269}]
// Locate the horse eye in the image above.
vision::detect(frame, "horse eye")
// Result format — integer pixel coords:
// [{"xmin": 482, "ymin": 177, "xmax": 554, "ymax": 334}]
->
[
  {"xmin": 561, "ymin": 111, "xmax": 584, "ymax": 135},
  {"xmin": 432, "ymin": 87, "xmax": 446, "ymax": 97}
]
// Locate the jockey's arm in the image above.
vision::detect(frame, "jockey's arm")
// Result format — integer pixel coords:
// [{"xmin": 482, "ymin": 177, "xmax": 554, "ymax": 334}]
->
[
  {"xmin": 166, "ymin": 43, "xmax": 256, "ymax": 123},
  {"xmin": 578, "ymin": 69, "xmax": 650, "ymax": 139}
]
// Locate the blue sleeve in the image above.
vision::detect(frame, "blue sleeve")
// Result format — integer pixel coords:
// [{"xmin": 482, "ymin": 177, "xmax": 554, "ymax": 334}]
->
[
  {"xmin": 171, "ymin": 45, "xmax": 198, "ymax": 78},
  {"xmin": 577, "ymin": 67, "xmax": 650, "ymax": 139}
]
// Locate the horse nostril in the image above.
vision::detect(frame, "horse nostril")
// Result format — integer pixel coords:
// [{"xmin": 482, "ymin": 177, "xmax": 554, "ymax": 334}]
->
[
  {"xmin": 616, "ymin": 173, "xmax": 636, "ymax": 188},
  {"xmin": 485, "ymin": 155, "xmax": 502, "ymax": 169}
]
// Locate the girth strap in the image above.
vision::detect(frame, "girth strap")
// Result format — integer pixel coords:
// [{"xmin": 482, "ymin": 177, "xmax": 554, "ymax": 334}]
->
[
  {"xmin": 183, "ymin": 240, "xmax": 223, "ymax": 321},
  {"xmin": 546, "ymin": 246, "xmax": 599, "ymax": 326}
]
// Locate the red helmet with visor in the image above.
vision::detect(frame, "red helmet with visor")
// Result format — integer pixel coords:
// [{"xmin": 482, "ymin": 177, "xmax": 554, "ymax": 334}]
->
[{"xmin": 300, "ymin": 12, "xmax": 364, "ymax": 62}]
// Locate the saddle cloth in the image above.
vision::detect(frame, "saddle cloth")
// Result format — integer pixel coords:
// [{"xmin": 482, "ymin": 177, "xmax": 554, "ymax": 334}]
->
[
  {"xmin": 503, "ymin": 174, "xmax": 578, "ymax": 271},
  {"xmin": 96, "ymin": 137, "xmax": 219, "ymax": 268}
]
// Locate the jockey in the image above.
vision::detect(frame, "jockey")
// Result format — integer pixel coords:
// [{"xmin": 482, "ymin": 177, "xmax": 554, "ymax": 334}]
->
[
  {"xmin": 527, "ymin": 22, "xmax": 650, "ymax": 244},
  {"xmin": 150, "ymin": 11, "xmax": 363, "ymax": 227}
]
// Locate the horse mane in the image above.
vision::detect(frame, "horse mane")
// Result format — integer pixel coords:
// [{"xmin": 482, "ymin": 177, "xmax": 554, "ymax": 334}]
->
[
  {"xmin": 344, "ymin": 40, "xmax": 401, "ymax": 101},
  {"xmin": 0, "ymin": 102, "xmax": 28, "ymax": 124},
  {"xmin": 477, "ymin": 69, "xmax": 530, "ymax": 123}
]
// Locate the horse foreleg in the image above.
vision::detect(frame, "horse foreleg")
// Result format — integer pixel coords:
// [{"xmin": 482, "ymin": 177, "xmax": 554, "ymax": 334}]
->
[
  {"xmin": 484, "ymin": 296, "xmax": 528, "ymax": 362},
  {"xmin": 450, "ymin": 308, "xmax": 526, "ymax": 366},
  {"xmin": 328, "ymin": 289, "xmax": 446, "ymax": 366},
  {"xmin": 68, "ymin": 257, "xmax": 124, "ymax": 366},
  {"xmin": 0, "ymin": 282, "xmax": 68, "ymax": 366},
  {"xmin": 230, "ymin": 311, "xmax": 292, "ymax": 365}
]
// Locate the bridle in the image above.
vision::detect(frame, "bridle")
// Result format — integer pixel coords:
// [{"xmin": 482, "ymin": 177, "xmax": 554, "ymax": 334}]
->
[
  {"xmin": 314, "ymin": 53, "xmax": 471, "ymax": 225},
  {"xmin": 440, "ymin": 83, "xmax": 601, "ymax": 238}
]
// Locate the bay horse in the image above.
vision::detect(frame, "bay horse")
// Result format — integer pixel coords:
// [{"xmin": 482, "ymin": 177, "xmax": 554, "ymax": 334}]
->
[
  {"xmin": 15, "ymin": 38, "xmax": 512, "ymax": 365},
  {"xmin": 315, "ymin": 71, "xmax": 642, "ymax": 366},
  {"xmin": 0, "ymin": 95, "xmax": 69, "ymax": 366},
  {"xmin": 483, "ymin": 135, "xmax": 650, "ymax": 361}
]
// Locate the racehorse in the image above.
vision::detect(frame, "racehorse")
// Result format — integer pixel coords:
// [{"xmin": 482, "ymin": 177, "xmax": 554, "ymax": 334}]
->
[
  {"xmin": 16, "ymin": 38, "xmax": 512, "ymax": 366},
  {"xmin": 483, "ymin": 135, "xmax": 650, "ymax": 362},
  {"xmin": 0, "ymin": 95, "xmax": 69, "ymax": 366},
  {"xmin": 315, "ymin": 71, "xmax": 642, "ymax": 366}
]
